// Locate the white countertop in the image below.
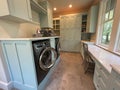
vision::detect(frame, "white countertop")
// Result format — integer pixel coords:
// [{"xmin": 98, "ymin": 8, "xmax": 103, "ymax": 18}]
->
[
  {"xmin": 88, "ymin": 45, "xmax": 120, "ymax": 73},
  {"xmin": 111, "ymin": 65, "xmax": 120, "ymax": 75},
  {"xmin": 81, "ymin": 40, "xmax": 95, "ymax": 45},
  {"xmin": 0, "ymin": 36, "xmax": 60, "ymax": 41}
]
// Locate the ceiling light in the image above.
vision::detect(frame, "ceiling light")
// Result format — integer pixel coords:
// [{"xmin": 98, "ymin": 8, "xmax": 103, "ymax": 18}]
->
[
  {"xmin": 69, "ymin": 4, "xmax": 72, "ymax": 8},
  {"xmin": 53, "ymin": 8, "xmax": 57, "ymax": 11}
]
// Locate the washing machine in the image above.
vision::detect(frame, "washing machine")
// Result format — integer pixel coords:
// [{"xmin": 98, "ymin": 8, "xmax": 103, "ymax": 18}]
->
[
  {"xmin": 55, "ymin": 38, "xmax": 60, "ymax": 59},
  {"xmin": 32, "ymin": 39, "xmax": 57, "ymax": 85}
]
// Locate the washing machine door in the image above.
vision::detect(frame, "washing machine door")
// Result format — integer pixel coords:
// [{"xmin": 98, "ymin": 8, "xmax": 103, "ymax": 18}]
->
[{"xmin": 39, "ymin": 47, "xmax": 57, "ymax": 71}]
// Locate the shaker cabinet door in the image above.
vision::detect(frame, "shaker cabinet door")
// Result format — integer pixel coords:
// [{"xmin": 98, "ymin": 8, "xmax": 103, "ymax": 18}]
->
[{"xmin": 0, "ymin": 0, "xmax": 32, "ymax": 21}]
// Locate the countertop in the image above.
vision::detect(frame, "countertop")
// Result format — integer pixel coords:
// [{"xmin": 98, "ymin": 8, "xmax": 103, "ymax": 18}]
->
[
  {"xmin": 88, "ymin": 45, "xmax": 120, "ymax": 73},
  {"xmin": 111, "ymin": 65, "xmax": 120, "ymax": 75},
  {"xmin": 81, "ymin": 40, "xmax": 95, "ymax": 45},
  {"xmin": 0, "ymin": 36, "xmax": 60, "ymax": 41}
]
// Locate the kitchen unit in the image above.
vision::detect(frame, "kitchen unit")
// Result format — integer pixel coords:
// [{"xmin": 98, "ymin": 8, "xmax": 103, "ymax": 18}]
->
[
  {"xmin": 0, "ymin": 0, "xmax": 32, "ymax": 22},
  {"xmin": 87, "ymin": 44, "xmax": 120, "ymax": 90},
  {"xmin": 60, "ymin": 13, "xmax": 82, "ymax": 52},
  {"xmin": 86, "ymin": 4, "xmax": 99, "ymax": 33},
  {"xmin": 0, "ymin": 37, "xmax": 60, "ymax": 90},
  {"xmin": 0, "ymin": 0, "xmax": 53, "ymax": 27},
  {"xmin": 38, "ymin": 1, "xmax": 53, "ymax": 28},
  {"xmin": 53, "ymin": 18, "xmax": 60, "ymax": 36}
]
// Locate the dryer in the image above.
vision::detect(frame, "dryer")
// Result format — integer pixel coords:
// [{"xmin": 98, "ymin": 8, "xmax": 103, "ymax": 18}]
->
[
  {"xmin": 32, "ymin": 39, "xmax": 57, "ymax": 85},
  {"xmin": 55, "ymin": 38, "xmax": 60, "ymax": 59}
]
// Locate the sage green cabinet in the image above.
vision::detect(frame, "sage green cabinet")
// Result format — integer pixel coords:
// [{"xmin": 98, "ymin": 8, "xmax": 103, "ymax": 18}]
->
[
  {"xmin": 39, "ymin": 1, "xmax": 53, "ymax": 28},
  {"xmin": 1, "ymin": 41, "xmax": 37, "ymax": 90},
  {"xmin": 0, "ymin": 0, "xmax": 32, "ymax": 22},
  {"xmin": 93, "ymin": 61, "xmax": 110, "ymax": 90},
  {"xmin": 109, "ymin": 69, "xmax": 120, "ymax": 90},
  {"xmin": 86, "ymin": 4, "xmax": 99, "ymax": 33}
]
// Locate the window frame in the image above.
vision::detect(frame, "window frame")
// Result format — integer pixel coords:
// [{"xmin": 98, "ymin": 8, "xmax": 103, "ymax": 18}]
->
[
  {"xmin": 96, "ymin": 0, "xmax": 120, "ymax": 55},
  {"xmin": 97, "ymin": 0, "xmax": 116, "ymax": 47}
]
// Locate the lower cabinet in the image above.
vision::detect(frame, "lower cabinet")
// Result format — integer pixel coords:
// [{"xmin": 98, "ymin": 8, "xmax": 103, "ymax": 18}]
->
[
  {"xmin": 109, "ymin": 70, "xmax": 120, "ymax": 90},
  {"xmin": 80, "ymin": 42, "xmax": 84, "ymax": 59},
  {"xmin": 94, "ymin": 61, "xmax": 120, "ymax": 90},
  {"xmin": 1, "ymin": 41, "xmax": 37, "ymax": 90},
  {"xmin": 93, "ymin": 62, "xmax": 110, "ymax": 90}
]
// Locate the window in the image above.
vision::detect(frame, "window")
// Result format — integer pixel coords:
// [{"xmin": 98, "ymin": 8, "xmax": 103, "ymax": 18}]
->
[
  {"xmin": 97, "ymin": 0, "xmax": 120, "ymax": 55},
  {"xmin": 115, "ymin": 25, "xmax": 120, "ymax": 53},
  {"xmin": 101, "ymin": 0, "xmax": 116, "ymax": 45},
  {"xmin": 116, "ymin": 35, "xmax": 120, "ymax": 52}
]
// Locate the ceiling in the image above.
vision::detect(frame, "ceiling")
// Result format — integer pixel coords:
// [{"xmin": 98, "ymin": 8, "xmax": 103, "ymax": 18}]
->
[{"xmin": 39, "ymin": 0, "xmax": 99, "ymax": 17}]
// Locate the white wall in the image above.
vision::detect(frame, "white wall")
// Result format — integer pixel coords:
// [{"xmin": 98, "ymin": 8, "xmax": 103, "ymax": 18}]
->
[{"xmin": 0, "ymin": 19, "xmax": 40, "ymax": 38}]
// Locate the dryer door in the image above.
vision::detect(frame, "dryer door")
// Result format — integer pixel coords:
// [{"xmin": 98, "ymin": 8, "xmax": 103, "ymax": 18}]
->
[{"xmin": 39, "ymin": 47, "xmax": 57, "ymax": 71}]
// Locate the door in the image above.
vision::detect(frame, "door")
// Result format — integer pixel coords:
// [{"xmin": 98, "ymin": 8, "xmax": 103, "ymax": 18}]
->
[
  {"xmin": 7, "ymin": 0, "xmax": 32, "ymax": 21},
  {"xmin": 39, "ymin": 47, "xmax": 57, "ymax": 71},
  {"xmin": 60, "ymin": 14, "xmax": 81, "ymax": 52}
]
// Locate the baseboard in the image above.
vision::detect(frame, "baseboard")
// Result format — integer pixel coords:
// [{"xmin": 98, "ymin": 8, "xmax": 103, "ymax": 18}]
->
[{"xmin": 0, "ymin": 81, "xmax": 13, "ymax": 90}]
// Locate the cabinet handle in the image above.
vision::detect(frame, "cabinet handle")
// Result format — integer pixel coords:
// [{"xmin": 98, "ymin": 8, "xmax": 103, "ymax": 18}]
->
[
  {"xmin": 100, "ymin": 67, "xmax": 102, "ymax": 70},
  {"xmin": 97, "ymin": 85, "xmax": 99, "ymax": 88}
]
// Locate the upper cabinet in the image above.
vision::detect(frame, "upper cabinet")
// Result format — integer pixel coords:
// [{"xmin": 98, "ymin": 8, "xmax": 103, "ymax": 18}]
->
[
  {"xmin": 81, "ymin": 14, "xmax": 87, "ymax": 32},
  {"xmin": 0, "ymin": 0, "xmax": 53, "ymax": 27},
  {"xmin": 0, "ymin": 0, "xmax": 32, "ymax": 22},
  {"xmin": 39, "ymin": 1, "xmax": 53, "ymax": 28},
  {"xmin": 86, "ymin": 4, "xmax": 99, "ymax": 33},
  {"xmin": 53, "ymin": 18, "xmax": 60, "ymax": 31}
]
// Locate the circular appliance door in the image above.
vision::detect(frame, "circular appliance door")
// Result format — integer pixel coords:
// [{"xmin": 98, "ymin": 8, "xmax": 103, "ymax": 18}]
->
[{"xmin": 39, "ymin": 47, "xmax": 57, "ymax": 71}]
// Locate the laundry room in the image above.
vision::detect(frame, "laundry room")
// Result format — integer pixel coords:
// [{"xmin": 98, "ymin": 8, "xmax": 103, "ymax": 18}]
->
[{"xmin": 0, "ymin": 0, "xmax": 120, "ymax": 90}]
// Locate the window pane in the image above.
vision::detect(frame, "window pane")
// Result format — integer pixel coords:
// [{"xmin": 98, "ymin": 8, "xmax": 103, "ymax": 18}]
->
[
  {"xmin": 105, "ymin": 12, "xmax": 109, "ymax": 21},
  {"xmin": 116, "ymin": 29, "xmax": 120, "ymax": 53},
  {"xmin": 101, "ymin": 20, "xmax": 113, "ymax": 44},
  {"xmin": 109, "ymin": 9, "xmax": 114, "ymax": 19}
]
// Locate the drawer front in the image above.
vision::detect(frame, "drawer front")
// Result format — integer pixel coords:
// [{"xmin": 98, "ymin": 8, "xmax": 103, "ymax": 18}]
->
[
  {"xmin": 99, "ymin": 77, "xmax": 108, "ymax": 90},
  {"xmin": 111, "ymin": 69, "xmax": 120, "ymax": 80},
  {"xmin": 94, "ymin": 69, "xmax": 99, "ymax": 86},
  {"xmin": 96, "ymin": 63, "xmax": 109, "ymax": 81},
  {"xmin": 94, "ymin": 63, "xmax": 110, "ymax": 90},
  {"xmin": 113, "ymin": 80, "xmax": 120, "ymax": 90}
]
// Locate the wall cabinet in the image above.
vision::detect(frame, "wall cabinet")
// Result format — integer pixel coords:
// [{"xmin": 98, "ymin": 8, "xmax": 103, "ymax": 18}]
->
[
  {"xmin": 0, "ymin": 0, "xmax": 32, "ymax": 22},
  {"xmin": 86, "ymin": 4, "xmax": 99, "ymax": 33},
  {"xmin": 53, "ymin": 18, "xmax": 60, "ymax": 31},
  {"xmin": 0, "ymin": 0, "xmax": 53, "ymax": 26},
  {"xmin": 60, "ymin": 14, "xmax": 81, "ymax": 52},
  {"xmin": 81, "ymin": 14, "xmax": 87, "ymax": 32},
  {"xmin": 1, "ymin": 41, "xmax": 37, "ymax": 90},
  {"xmin": 39, "ymin": 1, "xmax": 53, "ymax": 28}
]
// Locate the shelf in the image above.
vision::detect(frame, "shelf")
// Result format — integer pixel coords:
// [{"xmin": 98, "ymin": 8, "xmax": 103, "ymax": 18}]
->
[
  {"xmin": 30, "ymin": 0, "xmax": 47, "ymax": 14},
  {"xmin": 53, "ymin": 18, "xmax": 60, "ymax": 31},
  {"xmin": 81, "ymin": 14, "xmax": 87, "ymax": 32}
]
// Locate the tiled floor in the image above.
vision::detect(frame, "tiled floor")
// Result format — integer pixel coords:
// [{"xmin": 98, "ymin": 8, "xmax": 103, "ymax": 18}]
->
[{"xmin": 45, "ymin": 52, "xmax": 95, "ymax": 90}]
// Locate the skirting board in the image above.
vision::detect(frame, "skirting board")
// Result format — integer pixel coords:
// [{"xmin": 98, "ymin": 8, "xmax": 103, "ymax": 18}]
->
[{"xmin": 0, "ymin": 81, "xmax": 13, "ymax": 90}]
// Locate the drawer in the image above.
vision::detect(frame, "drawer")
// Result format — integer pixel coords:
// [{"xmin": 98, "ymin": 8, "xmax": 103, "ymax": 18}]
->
[
  {"xmin": 99, "ymin": 76, "xmax": 107, "ymax": 89},
  {"xmin": 111, "ymin": 69, "xmax": 120, "ymax": 80},
  {"xmin": 94, "ymin": 63, "xmax": 110, "ymax": 90},
  {"xmin": 94, "ymin": 67, "xmax": 101, "ymax": 90},
  {"xmin": 96, "ymin": 63, "xmax": 110, "ymax": 79}
]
